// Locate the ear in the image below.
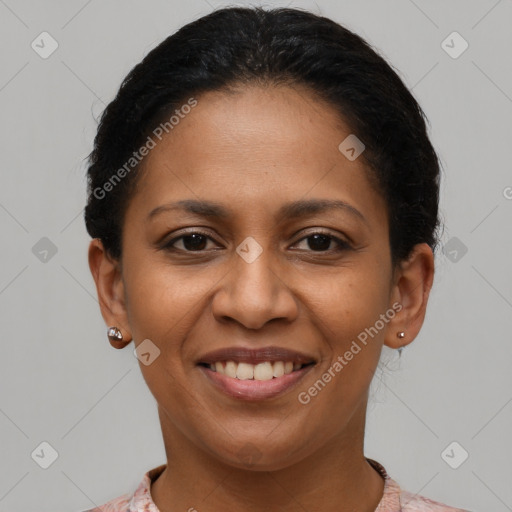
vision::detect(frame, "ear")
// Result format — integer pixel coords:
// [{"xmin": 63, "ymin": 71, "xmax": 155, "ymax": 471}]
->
[
  {"xmin": 383, "ymin": 242, "xmax": 435, "ymax": 350},
  {"xmin": 88, "ymin": 238, "xmax": 132, "ymax": 349}
]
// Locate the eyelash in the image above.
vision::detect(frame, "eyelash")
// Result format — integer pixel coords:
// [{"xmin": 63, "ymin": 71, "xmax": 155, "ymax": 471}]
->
[{"xmin": 161, "ymin": 229, "xmax": 352, "ymax": 254}]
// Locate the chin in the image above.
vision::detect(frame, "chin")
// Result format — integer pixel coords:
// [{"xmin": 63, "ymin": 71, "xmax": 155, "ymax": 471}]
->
[{"xmin": 208, "ymin": 436, "xmax": 309, "ymax": 472}]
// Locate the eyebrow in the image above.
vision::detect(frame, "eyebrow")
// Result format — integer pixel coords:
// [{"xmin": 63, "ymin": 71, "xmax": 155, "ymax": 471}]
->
[{"xmin": 147, "ymin": 198, "xmax": 367, "ymax": 224}]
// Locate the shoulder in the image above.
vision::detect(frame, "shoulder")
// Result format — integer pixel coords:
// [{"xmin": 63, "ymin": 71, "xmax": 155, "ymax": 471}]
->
[
  {"xmin": 80, "ymin": 492, "xmax": 132, "ymax": 512},
  {"xmin": 366, "ymin": 457, "xmax": 472, "ymax": 512},
  {"xmin": 400, "ymin": 488, "xmax": 472, "ymax": 511},
  {"xmin": 79, "ymin": 463, "xmax": 166, "ymax": 512}
]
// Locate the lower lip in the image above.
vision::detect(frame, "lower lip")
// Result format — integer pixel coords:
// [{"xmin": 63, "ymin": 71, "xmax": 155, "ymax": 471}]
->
[{"xmin": 198, "ymin": 365, "xmax": 314, "ymax": 401}]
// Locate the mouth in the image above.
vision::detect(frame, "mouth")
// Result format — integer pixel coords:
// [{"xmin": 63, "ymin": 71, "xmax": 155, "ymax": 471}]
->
[
  {"xmin": 196, "ymin": 346, "xmax": 316, "ymax": 400},
  {"xmin": 198, "ymin": 360, "xmax": 314, "ymax": 380}
]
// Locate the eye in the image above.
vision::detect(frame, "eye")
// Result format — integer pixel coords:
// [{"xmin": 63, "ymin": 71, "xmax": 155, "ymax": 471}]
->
[
  {"xmin": 162, "ymin": 230, "xmax": 219, "ymax": 252},
  {"xmin": 291, "ymin": 231, "xmax": 352, "ymax": 252}
]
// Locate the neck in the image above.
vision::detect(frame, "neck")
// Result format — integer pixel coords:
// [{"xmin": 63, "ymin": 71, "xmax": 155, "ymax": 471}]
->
[{"xmin": 151, "ymin": 403, "xmax": 384, "ymax": 512}]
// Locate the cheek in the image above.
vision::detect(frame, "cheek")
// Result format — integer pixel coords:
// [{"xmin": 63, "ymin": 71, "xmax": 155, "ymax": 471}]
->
[
  {"xmin": 123, "ymin": 254, "xmax": 212, "ymax": 343},
  {"xmin": 122, "ymin": 258, "xmax": 206, "ymax": 424},
  {"xmin": 304, "ymin": 265, "xmax": 390, "ymax": 345},
  {"xmin": 299, "ymin": 266, "xmax": 389, "ymax": 396}
]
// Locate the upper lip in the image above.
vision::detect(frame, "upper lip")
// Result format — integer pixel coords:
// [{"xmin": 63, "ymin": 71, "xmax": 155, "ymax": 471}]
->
[{"xmin": 197, "ymin": 346, "xmax": 316, "ymax": 366}]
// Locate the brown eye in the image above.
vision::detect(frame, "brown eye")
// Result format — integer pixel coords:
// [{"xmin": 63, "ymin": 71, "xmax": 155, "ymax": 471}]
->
[
  {"xmin": 292, "ymin": 232, "xmax": 352, "ymax": 253},
  {"xmin": 163, "ymin": 231, "xmax": 218, "ymax": 252}
]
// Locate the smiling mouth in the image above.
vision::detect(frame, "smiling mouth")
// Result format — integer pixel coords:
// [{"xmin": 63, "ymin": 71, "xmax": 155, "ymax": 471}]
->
[{"xmin": 198, "ymin": 360, "xmax": 315, "ymax": 381}]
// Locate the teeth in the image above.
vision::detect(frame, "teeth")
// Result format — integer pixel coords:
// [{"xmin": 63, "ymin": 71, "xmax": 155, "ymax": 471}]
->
[
  {"xmin": 273, "ymin": 361, "xmax": 284, "ymax": 378},
  {"xmin": 225, "ymin": 360, "xmax": 237, "ymax": 378},
  {"xmin": 236, "ymin": 362, "xmax": 254, "ymax": 380},
  {"xmin": 209, "ymin": 360, "xmax": 305, "ymax": 380},
  {"xmin": 253, "ymin": 362, "xmax": 273, "ymax": 380}
]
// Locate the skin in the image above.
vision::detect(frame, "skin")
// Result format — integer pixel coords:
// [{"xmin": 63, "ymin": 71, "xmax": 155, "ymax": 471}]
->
[{"xmin": 89, "ymin": 83, "xmax": 434, "ymax": 512}]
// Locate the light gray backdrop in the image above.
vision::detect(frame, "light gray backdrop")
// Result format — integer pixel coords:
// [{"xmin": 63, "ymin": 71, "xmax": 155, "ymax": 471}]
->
[{"xmin": 1, "ymin": 1, "xmax": 511, "ymax": 511}]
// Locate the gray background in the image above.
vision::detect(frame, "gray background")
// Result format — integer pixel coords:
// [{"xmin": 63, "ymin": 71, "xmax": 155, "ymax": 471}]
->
[{"xmin": 0, "ymin": 0, "xmax": 511, "ymax": 511}]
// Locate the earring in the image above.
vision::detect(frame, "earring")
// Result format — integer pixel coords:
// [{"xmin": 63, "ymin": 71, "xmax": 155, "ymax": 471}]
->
[
  {"xmin": 107, "ymin": 326, "xmax": 131, "ymax": 349},
  {"xmin": 397, "ymin": 332, "xmax": 405, "ymax": 358},
  {"xmin": 107, "ymin": 326, "xmax": 123, "ymax": 343}
]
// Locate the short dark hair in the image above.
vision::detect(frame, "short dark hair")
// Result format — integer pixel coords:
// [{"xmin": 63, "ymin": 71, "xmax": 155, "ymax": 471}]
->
[{"xmin": 84, "ymin": 6, "xmax": 442, "ymax": 268}]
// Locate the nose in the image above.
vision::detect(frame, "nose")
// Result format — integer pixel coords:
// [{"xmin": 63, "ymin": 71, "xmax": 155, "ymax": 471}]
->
[{"xmin": 211, "ymin": 246, "xmax": 298, "ymax": 330}]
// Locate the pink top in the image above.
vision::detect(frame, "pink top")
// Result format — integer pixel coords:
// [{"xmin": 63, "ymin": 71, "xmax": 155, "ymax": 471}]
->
[{"xmin": 83, "ymin": 458, "xmax": 471, "ymax": 511}]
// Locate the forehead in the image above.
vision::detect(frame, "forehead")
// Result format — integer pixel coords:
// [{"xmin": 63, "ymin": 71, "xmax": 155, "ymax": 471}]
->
[
  {"xmin": 160, "ymin": 84, "xmax": 349, "ymax": 163},
  {"xmin": 129, "ymin": 84, "xmax": 386, "ymax": 228}
]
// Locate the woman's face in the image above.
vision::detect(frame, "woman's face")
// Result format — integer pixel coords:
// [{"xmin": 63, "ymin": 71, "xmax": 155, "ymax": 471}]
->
[{"xmin": 100, "ymin": 84, "xmax": 417, "ymax": 470}]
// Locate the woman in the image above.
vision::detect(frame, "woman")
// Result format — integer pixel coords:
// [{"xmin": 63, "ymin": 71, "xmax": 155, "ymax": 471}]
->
[{"xmin": 84, "ymin": 6, "xmax": 471, "ymax": 511}]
